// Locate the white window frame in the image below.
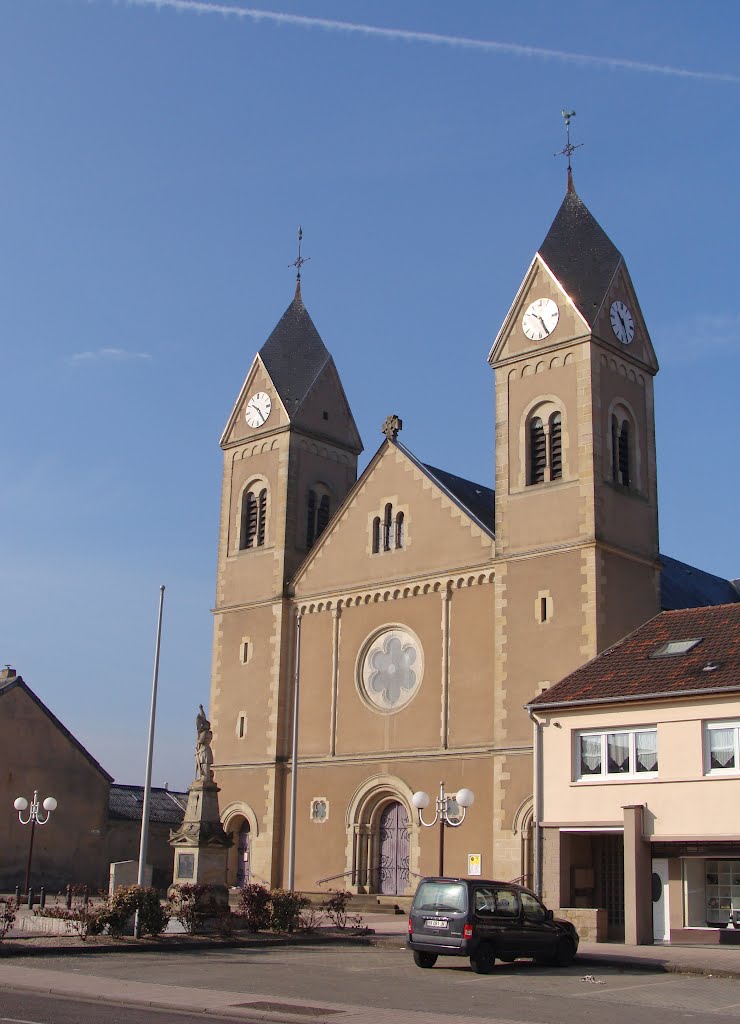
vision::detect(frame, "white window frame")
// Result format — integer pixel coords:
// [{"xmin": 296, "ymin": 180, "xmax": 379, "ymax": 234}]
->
[
  {"xmin": 704, "ymin": 720, "xmax": 740, "ymax": 775},
  {"xmin": 575, "ymin": 727, "xmax": 658, "ymax": 781}
]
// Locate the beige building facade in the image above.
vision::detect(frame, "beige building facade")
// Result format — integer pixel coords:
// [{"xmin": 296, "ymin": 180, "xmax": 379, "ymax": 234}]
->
[
  {"xmin": 207, "ymin": 184, "xmax": 731, "ymax": 899},
  {"xmin": 529, "ymin": 604, "xmax": 740, "ymax": 945}
]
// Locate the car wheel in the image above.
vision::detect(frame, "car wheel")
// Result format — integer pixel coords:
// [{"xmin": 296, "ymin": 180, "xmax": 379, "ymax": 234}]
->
[
  {"xmin": 553, "ymin": 937, "xmax": 576, "ymax": 967},
  {"xmin": 413, "ymin": 951, "xmax": 438, "ymax": 969},
  {"xmin": 470, "ymin": 944, "xmax": 495, "ymax": 974}
]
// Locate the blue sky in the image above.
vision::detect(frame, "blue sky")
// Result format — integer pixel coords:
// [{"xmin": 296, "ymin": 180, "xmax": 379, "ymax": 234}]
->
[{"xmin": 2, "ymin": 0, "xmax": 739, "ymax": 790}]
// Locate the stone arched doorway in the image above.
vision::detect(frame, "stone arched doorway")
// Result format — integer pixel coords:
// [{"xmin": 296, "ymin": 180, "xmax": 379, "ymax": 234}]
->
[
  {"xmin": 235, "ymin": 820, "xmax": 251, "ymax": 887},
  {"xmin": 346, "ymin": 776, "xmax": 417, "ymax": 896},
  {"xmin": 221, "ymin": 802, "xmax": 259, "ymax": 889}
]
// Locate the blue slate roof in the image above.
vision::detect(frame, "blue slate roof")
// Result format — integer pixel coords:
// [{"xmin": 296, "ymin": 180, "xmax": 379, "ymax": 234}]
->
[
  {"xmin": 259, "ymin": 289, "xmax": 331, "ymax": 416},
  {"xmin": 660, "ymin": 554, "xmax": 740, "ymax": 611},
  {"xmin": 423, "ymin": 464, "xmax": 495, "ymax": 533},
  {"xmin": 109, "ymin": 785, "xmax": 188, "ymax": 825}
]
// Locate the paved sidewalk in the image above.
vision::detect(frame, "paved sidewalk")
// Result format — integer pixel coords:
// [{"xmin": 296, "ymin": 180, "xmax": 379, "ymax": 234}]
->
[{"xmin": 3, "ymin": 909, "xmax": 740, "ymax": 1024}]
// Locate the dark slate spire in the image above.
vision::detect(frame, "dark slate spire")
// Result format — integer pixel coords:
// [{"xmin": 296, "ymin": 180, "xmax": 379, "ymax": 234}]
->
[
  {"xmin": 538, "ymin": 188, "xmax": 623, "ymax": 328},
  {"xmin": 259, "ymin": 291, "xmax": 331, "ymax": 416}
]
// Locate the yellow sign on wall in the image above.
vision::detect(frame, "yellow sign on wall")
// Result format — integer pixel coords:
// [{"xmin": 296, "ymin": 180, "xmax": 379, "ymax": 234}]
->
[{"xmin": 468, "ymin": 853, "xmax": 481, "ymax": 876}]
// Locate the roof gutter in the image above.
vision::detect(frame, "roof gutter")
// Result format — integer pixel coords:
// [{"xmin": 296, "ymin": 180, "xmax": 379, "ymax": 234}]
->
[{"xmin": 526, "ymin": 682, "xmax": 740, "ymax": 713}]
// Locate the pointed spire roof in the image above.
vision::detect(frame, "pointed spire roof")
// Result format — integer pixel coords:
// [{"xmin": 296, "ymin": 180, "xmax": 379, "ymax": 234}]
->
[
  {"xmin": 259, "ymin": 289, "xmax": 332, "ymax": 416},
  {"xmin": 538, "ymin": 186, "xmax": 623, "ymax": 327}
]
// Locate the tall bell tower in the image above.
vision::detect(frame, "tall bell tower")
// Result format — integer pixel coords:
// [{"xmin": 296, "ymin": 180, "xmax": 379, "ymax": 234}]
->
[
  {"xmin": 209, "ymin": 271, "xmax": 363, "ymax": 884},
  {"xmin": 488, "ymin": 167, "xmax": 661, "ymax": 879}
]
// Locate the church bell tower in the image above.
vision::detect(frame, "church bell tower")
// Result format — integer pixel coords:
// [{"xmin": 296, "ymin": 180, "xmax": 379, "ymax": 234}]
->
[{"xmin": 208, "ymin": 264, "xmax": 363, "ymax": 884}]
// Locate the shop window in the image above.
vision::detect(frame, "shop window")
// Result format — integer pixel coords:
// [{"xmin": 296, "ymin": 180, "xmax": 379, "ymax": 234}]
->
[{"xmin": 577, "ymin": 728, "xmax": 658, "ymax": 780}]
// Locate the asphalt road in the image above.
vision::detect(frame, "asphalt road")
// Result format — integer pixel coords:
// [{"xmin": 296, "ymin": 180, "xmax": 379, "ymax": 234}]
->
[{"xmin": 6, "ymin": 945, "xmax": 740, "ymax": 1023}]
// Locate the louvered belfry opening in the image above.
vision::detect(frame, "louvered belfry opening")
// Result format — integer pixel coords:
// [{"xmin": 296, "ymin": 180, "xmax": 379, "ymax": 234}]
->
[
  {"xmin": 240, "ymin": 490, "xmax": 258, "ymax": 549},
  {"xmin": 618, "ymin": 422, "xmax": 631, "ymax": 488},
  {"xmin": 549, "ymin": 412, "xmax": 563, "ymax": 480},
  {"xmin": 306, "ymin": 489, "xmax": 317, "ymax": 547},
  {"xmin": 529, "ymin": 417, "xmax": 546, "ymax": 485},
  {"xmin": 611, "ymin": 415, "xmax": 620, "ymax": 484},
  {"xmin": 257, "ymin": 489, "xmax": 267, "ymax": 545},
  {"xmin": 316, "ymin": 494, "xmax": 330, "ymax": 539}
]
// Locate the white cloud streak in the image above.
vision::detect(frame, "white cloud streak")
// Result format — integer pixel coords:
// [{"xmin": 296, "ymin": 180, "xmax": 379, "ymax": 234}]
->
[
  {"xmin": 107, "ymin": 0, "xmax": 740, "ymax": 85},
  {"xmin": 658, "ymin": 312, "xmax": 740, "ymax": 364},
  {"xmin": 68, "ymin": 347, "xmax": 152, "ymax": 364}
]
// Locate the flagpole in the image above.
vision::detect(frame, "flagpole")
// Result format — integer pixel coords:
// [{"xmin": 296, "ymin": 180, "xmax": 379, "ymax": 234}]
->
[{"xmin": 134, "ymin": 584, "xmax": 165, "ymax": 936}]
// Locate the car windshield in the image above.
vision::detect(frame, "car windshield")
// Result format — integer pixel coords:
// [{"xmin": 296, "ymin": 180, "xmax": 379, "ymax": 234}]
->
[{"xmin": 414, "ymin": 881, "xmax": 467, "ymax": 913}]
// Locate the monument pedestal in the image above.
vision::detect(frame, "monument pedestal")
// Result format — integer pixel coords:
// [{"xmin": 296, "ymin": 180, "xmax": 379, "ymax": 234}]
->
[{"xmin": 169, "ymin": 777, "xmax": 232, "ymax": 906}]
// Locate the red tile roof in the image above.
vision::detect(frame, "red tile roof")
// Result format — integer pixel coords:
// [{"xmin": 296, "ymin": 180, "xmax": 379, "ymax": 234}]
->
[{"xmin": 528, "ymin": 604, "xmax": 740, "ymax": 710}]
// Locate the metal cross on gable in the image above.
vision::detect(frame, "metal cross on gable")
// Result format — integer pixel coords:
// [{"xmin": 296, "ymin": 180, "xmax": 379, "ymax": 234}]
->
[{"xmin": 289, "ymin": 225, "xmax": 311, "ymax": 281}]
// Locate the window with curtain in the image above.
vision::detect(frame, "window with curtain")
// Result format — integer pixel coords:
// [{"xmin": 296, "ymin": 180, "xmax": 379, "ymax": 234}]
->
[
  {"xmin": 576, "ymin": 728, "xmax": 658, "ymax": 780},
  {"xmin": 706, "ymin": 723, "xmax": 740, "ymax": 772}
]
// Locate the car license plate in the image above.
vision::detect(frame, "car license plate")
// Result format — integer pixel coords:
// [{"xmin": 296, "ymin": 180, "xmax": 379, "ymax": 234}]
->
[{"xmin": 425, "ymin": 918, "xmax": 449, "ymax": 929}]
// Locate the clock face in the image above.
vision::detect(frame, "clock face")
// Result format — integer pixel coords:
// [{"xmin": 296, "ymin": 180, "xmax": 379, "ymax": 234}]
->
[
  {"xmin": 610, "ymin": 301, "xmax": 635, "ymax": 345},
  {"xmin": 245, "ymin": 391, "xmax": 272, "ymax": 428},
  {"xmin": 522, "ymin": 297, "xmax": 559, "ymax": 342}
]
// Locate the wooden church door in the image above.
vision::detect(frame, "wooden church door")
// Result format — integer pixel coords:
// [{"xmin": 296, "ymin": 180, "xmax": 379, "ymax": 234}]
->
[{"xmin": 377, "ymin": 802, "xmax": 410, "ymax": 895}]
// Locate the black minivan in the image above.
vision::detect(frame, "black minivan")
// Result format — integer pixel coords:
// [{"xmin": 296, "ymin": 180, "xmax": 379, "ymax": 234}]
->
[{"xmin": 408, "ymin": 876, "xmax": 579, "ymax": 973}]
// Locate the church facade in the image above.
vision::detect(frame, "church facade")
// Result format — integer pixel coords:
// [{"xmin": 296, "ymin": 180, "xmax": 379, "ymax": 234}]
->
[{"xmin": 206, "ymin": 182, "xmax": 708, "ymax": 901}]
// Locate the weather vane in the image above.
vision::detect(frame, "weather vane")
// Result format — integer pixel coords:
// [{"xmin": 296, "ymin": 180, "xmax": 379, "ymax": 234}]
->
[
  {"xmin": 555, "ymin": 110, "xmax": 583, "ymax": 188},
  {"xmin": 289, "ymin": 226, "xmax": 310, "ymax": 282}
]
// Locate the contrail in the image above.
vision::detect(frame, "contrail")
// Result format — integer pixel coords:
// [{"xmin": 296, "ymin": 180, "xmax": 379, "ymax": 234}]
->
[{"xmin": 110, "ymin": 0, "xmax": 740, "ymax": 85}]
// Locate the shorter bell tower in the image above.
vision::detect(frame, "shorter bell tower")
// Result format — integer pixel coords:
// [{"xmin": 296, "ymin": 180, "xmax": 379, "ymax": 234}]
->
[{"xmin": 208, "ymin": 257, "xmax": 363, "ymax": 885}]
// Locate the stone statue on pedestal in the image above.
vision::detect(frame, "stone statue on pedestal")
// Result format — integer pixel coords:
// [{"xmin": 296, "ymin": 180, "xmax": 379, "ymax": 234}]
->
[{"xmin": 169, "ymin": 703, "xmax": 232, "ymax": 902}]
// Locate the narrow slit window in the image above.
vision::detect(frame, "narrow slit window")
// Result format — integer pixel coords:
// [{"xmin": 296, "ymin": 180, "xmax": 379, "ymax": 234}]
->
[
  {"xmin": 540, "ymin": 597, "xmax": 548, "ymax": 623},
  {"xmin": 241, "ymin": 641, "xmax": 249, "ymax": 663},
  {"xmin": 395, "ymin": 511, "xmax": 405, "ymax": 549},
  {"xmin": 383, "ymin": 503, "xmax": 393, "ymax": 552},
  {"xmin": 372, "ymin": 516, "xmax": 381, "ymax": 554},
  {"xmin": 238, "ymin": 715, "xmax": 246, "ymax": 739}
]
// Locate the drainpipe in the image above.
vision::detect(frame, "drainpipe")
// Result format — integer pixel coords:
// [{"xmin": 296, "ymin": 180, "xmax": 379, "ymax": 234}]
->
[
  {"xmin": 287, "ymin": 611, "xmax": 302, "ymax": 891},
  {"xmin": 527, "ymin": 706, "xmax": 543, "ymax": 898}
]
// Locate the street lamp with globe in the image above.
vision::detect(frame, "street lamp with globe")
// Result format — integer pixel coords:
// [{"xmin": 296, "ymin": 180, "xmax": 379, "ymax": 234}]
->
[
  {"xmin": 412, "ymin": 781, "xmax": 474, "ymax": 876},
  {"xmin": 14, "ymin": 791, "xmax": 58, "ymax": 894}
]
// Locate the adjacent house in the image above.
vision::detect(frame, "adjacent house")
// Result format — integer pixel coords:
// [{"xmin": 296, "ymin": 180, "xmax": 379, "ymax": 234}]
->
[
  {"xmin": 527, "ymin": 603, "xmax": 740, "ymax": 945},
  {"xmin": 0, "ymin": 667, "xmax": 186, "ymax": 892}
]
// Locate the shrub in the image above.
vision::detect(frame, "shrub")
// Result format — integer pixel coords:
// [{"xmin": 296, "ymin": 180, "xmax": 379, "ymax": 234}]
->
[
  {"xmin": 0, "ymin": 898, "xmax": 16, "ymax": 941},
  {"xmin": 235, "ymin": 883, "xmax": 271, "ymax": 932},
  {"xmin": 167, "ymin": 883, "xmax": 220, "ymax": 935},
  {"xmin": 269, "ymin": 889, "xmax": 310, "ymax": 933},
  {"xmin": 298, "ymin": 903, "xmax": 324, "ymax": 933},
  {"xmin": 104, "ymin": 885, "xmax": 169, "ymax": 938},
  {"xmin": 37, "ymin": 891, "xmax": 104, "ymax": 941},
  {"xmin": 323, "ymin": 890, "xmax": 353, "ymax": 930}
]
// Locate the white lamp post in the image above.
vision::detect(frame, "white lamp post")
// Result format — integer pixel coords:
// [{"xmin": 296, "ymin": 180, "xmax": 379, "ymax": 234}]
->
[
  {"xmin": 14, "ymin": 791, "xmax": 57, "ymax": 893},
  {"xmin": 412, "ymin": 781, "xmax": 474, "ymax": 876}
]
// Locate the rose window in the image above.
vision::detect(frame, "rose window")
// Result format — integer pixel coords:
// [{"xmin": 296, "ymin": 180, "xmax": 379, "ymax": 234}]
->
[{"xmin": 359, "ymin": 627, "xmax": 423, "ymax": 712}]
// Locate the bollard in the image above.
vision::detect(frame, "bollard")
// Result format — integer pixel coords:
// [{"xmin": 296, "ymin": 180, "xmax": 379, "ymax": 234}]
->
[
  {"xmin": 14, "ymin": 886, "xmax": 20, "ymax": 908},
  {"xmin": 27, "ymin": 888, "xmax": 34, "ymax": 909},
  {"xmin": 66, "ymin": 885, "xmax": 72, "ymax": 910},
  {"xmin": 39, "ymin": 887, "xmax": 46, "ymax": 910}
]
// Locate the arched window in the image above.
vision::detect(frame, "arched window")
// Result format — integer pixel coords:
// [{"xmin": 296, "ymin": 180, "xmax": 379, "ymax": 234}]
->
[
  {"xmin": 383, "ymin": 503, "xmax": 393, "ymax": 552},
  {"xmin": 549, "ymin": 412, "xmax": 562, "ymax": 480},
  {"xmin": 306, "ymin": 487, "xmax": 332, "ymax": 549},
  {"xmin": 611, "ymin": 415, "xmax": 620, "ymax": 483},
  {"xmin": 239, "ymin": 485, "xmax": 268, "ymax": 550},
  {"xmin": 528, "ymin": 417, "xmax": 546, "ymax": 485},
  {"xmin": 395, "ymin": 511, "xmax": 405, "ymax": 549},
  {"xmin": 372, "ymin": 516, "xmax": 381, "ymax": 554}
]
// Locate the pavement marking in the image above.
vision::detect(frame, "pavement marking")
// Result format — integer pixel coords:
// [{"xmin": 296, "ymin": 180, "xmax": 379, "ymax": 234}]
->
[{"xmin": 0, "ymin": 1018, "xmax": 45, "ymax": 1024}]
